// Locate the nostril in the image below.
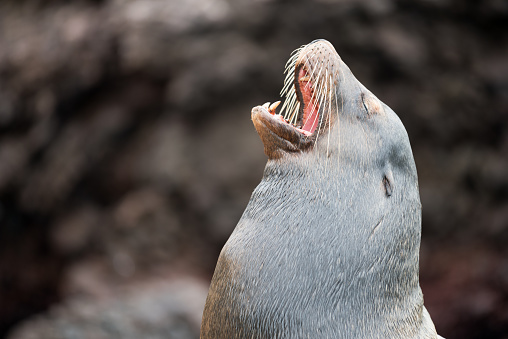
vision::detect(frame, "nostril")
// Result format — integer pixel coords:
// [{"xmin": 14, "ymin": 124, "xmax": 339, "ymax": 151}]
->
[{"xmin": 310, "ymin": 39, "xmax": 327, "ymax": 44}]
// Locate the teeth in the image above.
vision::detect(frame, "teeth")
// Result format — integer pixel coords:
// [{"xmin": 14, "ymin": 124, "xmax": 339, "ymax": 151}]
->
[
  {"xmin": 299, "ymin": 75, "xmax": 311, "ymax": 82},
  {"xmin": 268, "ymin": 101, "xmax": 281, "ymax": 114},
  {"xmin": 261, "ymin": 101, "xmax": 281, "ymax": 115}
]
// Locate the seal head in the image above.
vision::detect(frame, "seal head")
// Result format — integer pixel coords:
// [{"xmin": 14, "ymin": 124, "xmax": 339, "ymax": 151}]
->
[{"xmin": 201, "ymin": 40, "xmax": 441, "ymax": 339}]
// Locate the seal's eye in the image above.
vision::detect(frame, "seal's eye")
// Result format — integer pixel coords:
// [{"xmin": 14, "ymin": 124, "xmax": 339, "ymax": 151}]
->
[{"xmin": 361, "ymin": 92, "xmax": 384, "ymax": 117}]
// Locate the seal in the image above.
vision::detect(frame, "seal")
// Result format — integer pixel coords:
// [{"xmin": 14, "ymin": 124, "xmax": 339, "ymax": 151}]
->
[{"xmin": 201, "ymin": 40, "xmax": 443, "ymax": 339}]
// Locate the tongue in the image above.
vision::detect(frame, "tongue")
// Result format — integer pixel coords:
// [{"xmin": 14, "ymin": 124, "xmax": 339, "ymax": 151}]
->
[
  {"xmin": 298, "ymin": 68, "xmax": 319, "ymax": 134},
  {"xmin": 302, "ymin": 103, "xmax": 319, "ymax": 133}
]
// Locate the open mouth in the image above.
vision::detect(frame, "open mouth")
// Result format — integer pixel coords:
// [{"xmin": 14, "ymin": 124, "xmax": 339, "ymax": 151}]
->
[
  {"xmin": 252, "ymin": 41, "xmax": 340, "ymax": 159},
  {"xmin": 261, "ymin": 62, "xmax": 320, "ymax": 137},
  {"xmin": 295, "ymin": 65, "xmax": 320, "ymax": 134},
  {"xmin": 252, "ymin": 40, "xmax": 340, "ymax": 159}
]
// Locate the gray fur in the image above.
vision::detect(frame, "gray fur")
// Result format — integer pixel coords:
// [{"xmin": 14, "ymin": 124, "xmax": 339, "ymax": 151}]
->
[{"xmin": 201, "ymin": 41, "xmax": 440, "ymax": 339}]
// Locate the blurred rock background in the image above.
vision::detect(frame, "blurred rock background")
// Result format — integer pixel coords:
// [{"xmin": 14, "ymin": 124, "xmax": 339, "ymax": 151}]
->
[{"xmin": 0, "ymin": 0, "xmax": 507, "ymax": 338}]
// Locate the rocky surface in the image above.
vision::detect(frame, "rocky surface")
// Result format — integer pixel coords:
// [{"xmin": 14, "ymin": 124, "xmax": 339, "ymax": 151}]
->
[
  {"xmin": 0, "ymin": 0, "xmax": 507, "ymax": 338},
  {"xmin": 8, "ymin": 278, "xmax": 208, "ymax": 339}
]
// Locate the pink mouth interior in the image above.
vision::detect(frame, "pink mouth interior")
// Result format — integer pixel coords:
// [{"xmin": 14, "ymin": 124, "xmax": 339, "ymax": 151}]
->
[
  {"xmin": 298, "ymin": 68, "xmax": 319, "ymax": 134},
  {"xmin": 266, "ymin": 67, "xmax": 319, "ymax": 137}
]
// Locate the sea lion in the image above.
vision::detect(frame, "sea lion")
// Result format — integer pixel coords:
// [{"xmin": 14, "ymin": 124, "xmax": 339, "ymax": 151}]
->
[{"xmin": 201, "ymin": 39, "xmax": 443, "ymax": 339}]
